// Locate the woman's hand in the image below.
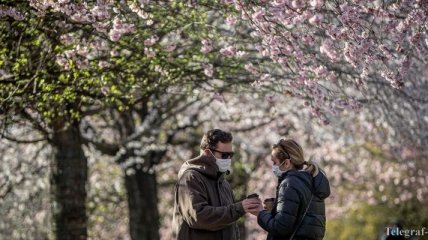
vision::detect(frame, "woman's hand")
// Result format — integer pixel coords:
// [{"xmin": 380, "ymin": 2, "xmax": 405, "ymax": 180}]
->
[{"xmin": 263, "ymin": 198, "xmax": 275, "ymax": 212}]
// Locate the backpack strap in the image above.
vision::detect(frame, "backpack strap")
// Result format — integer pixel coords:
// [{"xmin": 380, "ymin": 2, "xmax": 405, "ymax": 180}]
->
[
  {"xmin": 289, "ymin": 173, "xmax": 314, "ymax": 240},
  {"xmin": 289, "ymin": 194, "xmax": 313, "ymax": 240}
]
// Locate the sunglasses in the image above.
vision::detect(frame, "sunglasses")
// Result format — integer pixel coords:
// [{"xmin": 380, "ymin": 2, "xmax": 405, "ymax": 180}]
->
[{"xmin": 209, "ymin": 148, "xmax": 234, "ymax": 159}]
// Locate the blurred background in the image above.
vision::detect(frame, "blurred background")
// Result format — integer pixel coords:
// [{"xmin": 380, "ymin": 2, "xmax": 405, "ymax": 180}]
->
[{"xmin": 1, "ymin": 93, "xmax": 427, "ymax": 239}]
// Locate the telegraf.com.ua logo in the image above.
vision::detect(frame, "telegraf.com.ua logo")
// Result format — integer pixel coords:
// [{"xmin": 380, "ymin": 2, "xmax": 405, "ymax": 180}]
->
[{"xmin": 385, "ymin": 226, "xmax": 427, "ymax": 239}]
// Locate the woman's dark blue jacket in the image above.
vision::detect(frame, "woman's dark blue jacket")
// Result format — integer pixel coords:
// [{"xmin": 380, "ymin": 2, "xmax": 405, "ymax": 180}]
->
[{"xmin": 257, "ymin": 169, "xmax": 330, "ymax": 240}]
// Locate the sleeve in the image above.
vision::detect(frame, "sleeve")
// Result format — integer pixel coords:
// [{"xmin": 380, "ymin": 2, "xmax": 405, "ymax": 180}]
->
[
  {"xmin": 177, "ymin": 171, "xmax": 245, "ymax": 231},
  {"xmin": 257, "ymin": 179, "xmax": 300, "ymax": 237}
]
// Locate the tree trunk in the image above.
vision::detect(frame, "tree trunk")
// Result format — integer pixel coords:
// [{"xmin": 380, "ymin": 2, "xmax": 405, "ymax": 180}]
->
[
  {"xmin": 51, "ymin": 121, "xmax": 87, "ymax": 240},
  {"xmin": 115, "ymin": 110, "xmax": 161, "ymax": 240},
  {"xmin": 125, "ymin": 168, "xmax": 160, "ymax": 240}
]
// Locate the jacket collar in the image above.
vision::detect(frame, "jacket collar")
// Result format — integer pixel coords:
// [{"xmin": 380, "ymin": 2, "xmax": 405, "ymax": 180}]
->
[
  {"xmin": 278, "ymin": 169, "xmax": 296, "ymax": 181},
  {"xmin": 178, "ymin": 154, "xmax": 222, "ymax": 180}
]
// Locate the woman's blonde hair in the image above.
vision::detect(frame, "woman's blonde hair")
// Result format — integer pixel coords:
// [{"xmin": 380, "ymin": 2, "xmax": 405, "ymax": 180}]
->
[{"xmin": 272, "ymin": 139, "xmax": 319, "ymax": 176}]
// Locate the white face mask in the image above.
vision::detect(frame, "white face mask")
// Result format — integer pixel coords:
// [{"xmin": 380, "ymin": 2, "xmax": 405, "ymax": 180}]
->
[
  {"xmin": 209, "ymin": 150, "xmax": 232, "ymax": 173},
  {"xmin": 272, "ymin": 161, "xmax": 286, "ymax": 177},
  {"xmin": 216, "ymin": 158, "xmax": 232, "ymax": 173}
]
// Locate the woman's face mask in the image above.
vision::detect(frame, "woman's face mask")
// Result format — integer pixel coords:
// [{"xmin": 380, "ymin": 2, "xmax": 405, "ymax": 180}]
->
[{"xmin": 272, "ymin": 160, "xmax": 286, "ymax": 177}]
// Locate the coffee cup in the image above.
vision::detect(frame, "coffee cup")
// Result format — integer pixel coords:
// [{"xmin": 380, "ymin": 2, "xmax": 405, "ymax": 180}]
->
[
  {"xmin": 263, "ymin": 198, "xmax": 275, "ymax": 212},
  {"xmin": 246, "ymin": 193, "xmax": 259, "ymax": 199}
]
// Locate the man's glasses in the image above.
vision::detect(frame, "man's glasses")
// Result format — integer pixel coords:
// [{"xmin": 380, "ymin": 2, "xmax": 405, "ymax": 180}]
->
[{"xmin": 209, "ymin": 148, "xmax": 234, "ymax": 159}]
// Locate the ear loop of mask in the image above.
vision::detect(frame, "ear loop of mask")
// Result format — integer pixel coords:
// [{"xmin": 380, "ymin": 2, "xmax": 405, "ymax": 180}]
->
[
  {"xmin": 275, "ymin": 159, "xmax": 286, "ymax": 167},
  {"xmin": 208, "ymin": 149, "xmax": 217, "ymax": 159}
]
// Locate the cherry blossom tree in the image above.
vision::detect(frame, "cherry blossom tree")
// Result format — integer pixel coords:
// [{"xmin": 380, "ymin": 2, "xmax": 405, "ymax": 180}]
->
[
  {"xmin": 1, "ymin": 1, "xmax": 427, "ymax": 240},
  {"xmin": 221, "ymin": 0, "xmax": 428, "ymax": 131},
  {"xmin": 0, "ymin": 1, "xmax": 261, "ymax": 239}
]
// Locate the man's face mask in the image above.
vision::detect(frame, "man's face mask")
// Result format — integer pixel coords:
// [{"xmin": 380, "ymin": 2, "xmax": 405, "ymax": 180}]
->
[{"xmin": 209, "ymin": 149, "xmax": 234, "ymax": 173}]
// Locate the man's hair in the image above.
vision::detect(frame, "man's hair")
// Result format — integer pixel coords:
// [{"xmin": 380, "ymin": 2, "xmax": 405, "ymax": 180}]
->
[{"xmin": 200, "ymin": 129, "xmax": 233, "ymax": 150}]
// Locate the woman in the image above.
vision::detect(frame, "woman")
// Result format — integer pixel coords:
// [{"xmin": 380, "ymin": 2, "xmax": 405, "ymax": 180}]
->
[{"xmin": 249, "ymin": 139, "xmax": 331, "ymax": 240}]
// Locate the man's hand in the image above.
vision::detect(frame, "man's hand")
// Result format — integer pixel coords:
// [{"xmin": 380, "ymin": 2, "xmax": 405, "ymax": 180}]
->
[{"xmin": 242, "ymin": 198, "xmax": 262, "ymax": 215}]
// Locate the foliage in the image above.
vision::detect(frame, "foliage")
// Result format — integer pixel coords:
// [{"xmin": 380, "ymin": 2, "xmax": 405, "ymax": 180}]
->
[{"xmin": 326, "ymin": 201, "xmax": 428, "ymax": 240}]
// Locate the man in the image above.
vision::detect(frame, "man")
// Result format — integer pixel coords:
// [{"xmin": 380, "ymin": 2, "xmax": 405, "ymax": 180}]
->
[{"xmin": 173, "ymin": 129, "xmax": 260, "ymax": 240}]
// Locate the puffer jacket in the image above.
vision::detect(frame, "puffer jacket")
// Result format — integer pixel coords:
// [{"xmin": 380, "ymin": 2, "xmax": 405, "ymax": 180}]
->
[
  {"xmin": 172, "ymin": 154, "xmax": 245, "ymax": 240},
  {"xmin": 257, "ymin": 169, "xmax": 330, "ymax": 240}
]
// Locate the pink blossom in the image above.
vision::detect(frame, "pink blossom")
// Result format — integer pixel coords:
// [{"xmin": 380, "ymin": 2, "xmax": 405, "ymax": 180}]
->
[
  {"xmin": 203, "ymin": 64, "xmax": 214, "ymax": 77},
  {"xmin": 272, "ymin": 0, "xmax": 287, "ymax": 7},
  {"xmin": 236, "ymin": 51, "xmax": 247, "ymax": 58},
  {"xmin": 314, "ymin": 66, "xmax": 327, "ymax": 76},
  {"xmin": 225, "ymin": 15, "xmax": 237, "ymax": 26},
  {"xmin": 294, "ymin": 49, "xmax": 304, "ymax": 61},
  {"xmin": 379, "ymin": 44, "xmax": 392, "ymax": 59},
  {"xmin": 270, "ymin": 47, "xmax": 281, "ymax": 57},
  {"xmin": 164, "ymin": 44, "xmax": 176, "ymax": 52},
  {"xmin": 0, "ymin": 6, "xmax": 24, "ymax": 20},
  {"xmin": 252, "ymin": 9, "xmax": 265, "ymax": 22},
  {"xmin": 291, "ymin": 0, "xmax": 305, "ymax": 9},
  {"xmin": 396, "ymin": 20, "xmax": 408, "ymax": 33},
  {"xmin": 343, "ymin": 43, "xmax": 358, "ymax": 67},
  {"xmin": 302, "ymin": 35, "xmax": 314, "ymax": 45},
  {"xmin": 381, "ymin": 69, "xmax": 403, "ymax": 88},
  {"xmin": 310, "ymin": 106, "xmax": 321, "ymax": 117},
  {"xmin": 293, "ymin": 15, "xmax": 307, "ymax": 25},
  {"xmin": 55, "ymin": 57, "xmax": 68, "ymax": 67},
  {"xmin": 332, "ymin": 99, "xmax": 351, "ymax": 109},
  {"xmin": 200, "ymin": 39, "xmax": 213, "ymax": 54},
  {"xmin": 64, "ymin": 50, "xmax": 74, "ymax": 59},
  {"xmin": 326, "ymin": 71, "xmax": 337, "ymax": 81},
  {"xmin": 83, "ymin": 13, "xmax": 96, "ymax": 23},
  {"xmin": 326, "ymin": 25, "xmax": 339, "ymax": 40},
  {"xmin": 310, "ymin": 0, "xmax": 323, "ymax": 9},
  {"xmin": 360, "ymin": 67, "xmax": 369, "ymax": 80},
  {"xmin": 93, "ymin": 22, "xmax": 109, "ymax": 33},
  {"xmin": 320, "ymin": 39, "xmax": 338, "ymax": 61},
  {"xmin": 110, "ymin": 49, "xmax": 120, "ymax": 57},
  {"xmin": 260, "ymin": 74, "xmax": 272, "ymax": 82},
  {"xmin": 261, "ymin": 48, "xmax": 270, "ymax": 57},
  {"xmin": 277, "ymin": 58, "xmax": 288, "ymax": 68},
  {"xmin": 60, "ymin": 34, "xmax": 74, "ymax": 45},
  {"xmin": 219, "ymin": 46, "xmax": 237, "ymax": 57},
  {"xmin": 112, "ymin": 18, "xmax": 136, "ymax": 34},
  {"xmin": 75, "ymin": 58, "xmax": 89, "ymax": 69},
  {"xmin": 76, "ymin": 45, "xmax": 89, "ymax": 57},
  {"xmin": 91, "ymin": 6, "xmax": 110, "ymax": 20},
  {"xmin": 399, "ymin": 55, "xmax": 411, "ymax": 75},
  {"xmin": 70, "ymin": 13, "xmax": 84, "ymax": 22},
  {"xmin": 407, "ymin": 9, "xmax": 425, "ymax": 25},
  {"xmin": 144, "ymin": 48, "xmax": 156, "ymax": 58},
  {"xmin": 244, "ymin": 63, "xmax": 259, "ymax": 75},
  {"xmin": 144, "ymin": 35, "xmax": 159, "ymax": 46},
  {"xmin": 98, "ymin": 61, "xmax": 111, "ymax": 68},
  {"xmin": 213, "ymin": 92, "xmax": 224, "ymax": 102},
  {"xmin": 265, "ymin": 95, "xmax": 277, "ymax": 103},
  {"xmin": 409, "ymin": 33, "xmax": 421, "ymax": 46},
  {"xmin": 109, "ymin": 30, "xmax": 121, "ymax": 42},
  {"xmin": 309, "ymin": 14, "xmax": 323, "ymax": 26},
  {"xmin": 280, "ymin": 44, "xmax": 293, "ymax": 55},
  {"xmin": 107, "ymin": 18, "xmax": 135, "ymax": 42}
]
